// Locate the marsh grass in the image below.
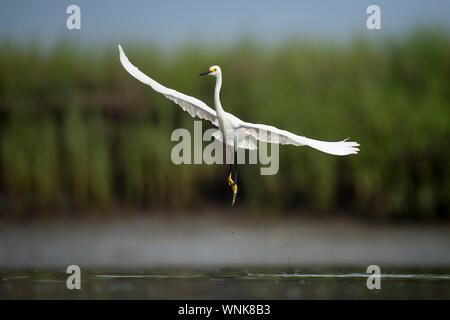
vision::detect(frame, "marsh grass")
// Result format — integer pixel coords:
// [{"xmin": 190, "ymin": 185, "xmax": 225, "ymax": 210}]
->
[{"xmin": 0, "ymin": 30, "xmax": 449, "ymax": 219}]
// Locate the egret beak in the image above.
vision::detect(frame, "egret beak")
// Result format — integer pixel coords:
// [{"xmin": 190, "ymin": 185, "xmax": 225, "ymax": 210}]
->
[{"xmin": 198, "ymin": 70, "xmax": 211, "ymax": 76}]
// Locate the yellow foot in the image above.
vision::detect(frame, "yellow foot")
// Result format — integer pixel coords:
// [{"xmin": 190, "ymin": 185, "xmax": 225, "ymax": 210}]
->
[
  {"xmin": 227, "ymin": 172, "xmax": 234, "ymax": 186},
  {"xmin": 231, "ymin": 183, "xmax": 238, "ymax": 206},
  {"xmin": 227, "ymin": 173, "xmax": 238, "ymax": 205}
]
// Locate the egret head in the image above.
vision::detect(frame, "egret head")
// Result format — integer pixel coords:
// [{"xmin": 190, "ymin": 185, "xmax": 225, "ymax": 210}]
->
[{"xmin": 198, "ymin": 65, "xmax": 221, "ymax": 77}]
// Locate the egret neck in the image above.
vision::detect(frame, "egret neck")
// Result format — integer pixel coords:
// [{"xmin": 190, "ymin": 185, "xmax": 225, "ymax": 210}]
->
[{"xmin": 213, "ymin": 71, "xmax": 225, "ymax": 115}]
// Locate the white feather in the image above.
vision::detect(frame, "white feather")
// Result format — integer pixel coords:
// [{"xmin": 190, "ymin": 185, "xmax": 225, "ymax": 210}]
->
[
  {"xmin": 118, "ymin": 45, "xmax": 219, "ymax": 126},
  {"xmin": 236, "ymin": 121, "xmax": 360, "ymax": 156}
]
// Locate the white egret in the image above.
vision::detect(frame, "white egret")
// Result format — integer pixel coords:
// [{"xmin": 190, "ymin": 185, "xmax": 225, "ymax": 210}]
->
[{"xmin": 118, "ymin": 45, "xmax": 360, "ymax": 205}]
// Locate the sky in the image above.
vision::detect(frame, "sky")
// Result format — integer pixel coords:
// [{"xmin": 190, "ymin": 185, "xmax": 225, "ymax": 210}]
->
[{"xmin": 0, "ymin": 0, "xmax": 449, "ymax": 47}]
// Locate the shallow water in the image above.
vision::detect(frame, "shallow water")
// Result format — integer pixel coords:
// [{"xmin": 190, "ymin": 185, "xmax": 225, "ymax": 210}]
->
[{"xmin": 1, "ymin": 267, "xmax": 449, "ymax": 299}]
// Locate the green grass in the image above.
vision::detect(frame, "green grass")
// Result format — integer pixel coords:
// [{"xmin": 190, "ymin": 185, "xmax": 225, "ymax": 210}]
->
[{"xmin": 0, "ymin": 29, "xmax": 449, "ymax": 219}]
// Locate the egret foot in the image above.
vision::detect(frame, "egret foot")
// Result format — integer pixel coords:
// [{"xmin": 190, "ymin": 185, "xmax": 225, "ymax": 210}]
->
[
  {"xmin": 227, "ymin": 172, "xmax": 234, "ymax": 186},
  {"xmin": 231, "ymin": 183, "xmax": 238, "ymax": 206},
  {"xmin": 227, "ymin": 172, "xmax": 238, "ymax": 206}
]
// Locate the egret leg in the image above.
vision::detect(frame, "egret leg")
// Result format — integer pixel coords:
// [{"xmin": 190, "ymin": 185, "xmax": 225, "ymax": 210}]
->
[
  {"xmin": 232, "ymin": 158, "xmax": 238, "ymax": 185},
  {"xmin": 232, "ymin": 161, "xmax": 238, "ymax": 206},
  {"xmin": 227, "ymin": 151, "xmax": 238, "ymax": 206}
]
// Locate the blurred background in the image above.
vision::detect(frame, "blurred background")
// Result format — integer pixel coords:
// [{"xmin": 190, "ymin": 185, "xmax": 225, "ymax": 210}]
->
[
  {"xmin": 0, "ymin": 0, "xmax": 449, "ymax": 299},
  {"xmin": 0, "ymin": 0, "xmax": 449, "ymax": 219}
]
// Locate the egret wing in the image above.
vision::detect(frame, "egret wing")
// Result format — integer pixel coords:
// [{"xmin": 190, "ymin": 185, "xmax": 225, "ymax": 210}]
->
[
  {"xmin": 236, "ymin": 120, "xmax": 360, "ymax": 156},
  {"xmin": 118, "ymin": 45, "xmax": 218, "ymax": 126}
]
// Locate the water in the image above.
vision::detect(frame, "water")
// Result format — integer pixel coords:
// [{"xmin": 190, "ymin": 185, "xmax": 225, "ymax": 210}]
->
[
  {"xmin": 1, "ymin": 267, "xmax": 449, "ymax": 299},
  {"xmin": 1, "ymin": 217, "xmax": 449, "ymax": 299}
]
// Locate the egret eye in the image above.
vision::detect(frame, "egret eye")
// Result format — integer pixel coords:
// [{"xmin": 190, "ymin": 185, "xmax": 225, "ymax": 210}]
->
[{"xmin": 211, "ymin": 68, "xmax": 216, "ymax": 72}]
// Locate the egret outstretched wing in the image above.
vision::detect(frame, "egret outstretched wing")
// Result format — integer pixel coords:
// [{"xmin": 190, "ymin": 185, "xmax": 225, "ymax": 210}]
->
[
  {"xmin": 118, "ymin": 45, "xmax": 219, "ymax": 126},
  {"xmin": 236, "ymin": 120, "xmax": 360, "ymax": 156}
]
